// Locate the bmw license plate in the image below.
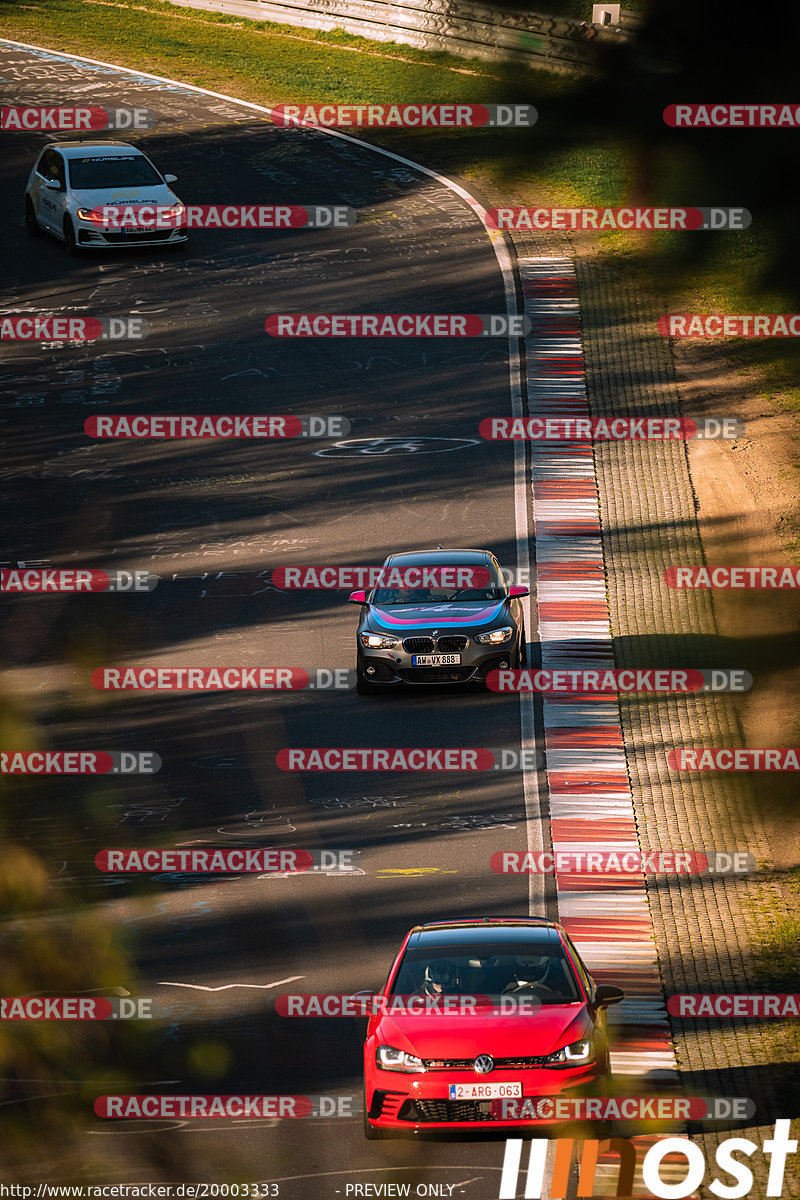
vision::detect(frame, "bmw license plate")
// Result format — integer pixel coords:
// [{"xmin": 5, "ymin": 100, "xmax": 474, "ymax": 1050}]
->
[
  {"xmin": 448, "ymin": 1082, "xmax": 521, "ymax": 1099},
  {"xmin": 412, "ymin": 654, "xmax": 460, "ymax": 666}
]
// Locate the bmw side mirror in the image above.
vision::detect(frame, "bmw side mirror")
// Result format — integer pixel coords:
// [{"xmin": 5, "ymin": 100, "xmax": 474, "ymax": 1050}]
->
[
  {"xmin": 508, "ymin": 585, "xmax": 530, "ymax": 598},
  {"xmin": 348, "ymin": 590, "xmax": 367, "ymax": 604},
  {"xmin": 163, "ymin": 173, "xmax": 178, "ymax": 183},
  {"xmin": 594, "ymin": 984, "xmax": 625, "ymax": 1007},
  {"xmin": 43, "ymin": 180, "xmax": 62, "ymax": 191}
]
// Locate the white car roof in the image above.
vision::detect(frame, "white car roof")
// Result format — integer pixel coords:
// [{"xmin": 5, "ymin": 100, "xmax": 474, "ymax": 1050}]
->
[{"xmin": 47, "ymin": 142, "xmax": 142, "ymax": 158}]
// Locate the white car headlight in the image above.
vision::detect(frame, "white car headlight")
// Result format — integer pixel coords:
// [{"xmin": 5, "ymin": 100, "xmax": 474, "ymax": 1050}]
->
[
  {"xmin": 474, "ymin": 626, "xmax": 513, "ymax": 645},
  {"xmin": 77, "ymin": 208, "xmax": 108, "ymax": 224},
  {"xmin": 360, "ymin": 633, "xmax": 398, "ymax": 649},
  {"xmin": 544, "ymin": 1039, "xmax": 594, "ymax": 1065},
  {"xmin": 376, "ymin": 1045, "xmax": 426, "ymax": 1073}
]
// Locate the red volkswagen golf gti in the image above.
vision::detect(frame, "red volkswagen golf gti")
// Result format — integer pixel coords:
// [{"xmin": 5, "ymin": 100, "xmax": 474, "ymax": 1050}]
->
[{"xmin": 363, "ymin": 918, "xmax": 624, "ymax": 1137}]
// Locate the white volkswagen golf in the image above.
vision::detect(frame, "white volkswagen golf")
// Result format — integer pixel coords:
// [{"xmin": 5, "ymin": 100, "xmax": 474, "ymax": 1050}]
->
[{"xmin": 24, "ymin": 141, "xmax": 188, "ymax": 254}]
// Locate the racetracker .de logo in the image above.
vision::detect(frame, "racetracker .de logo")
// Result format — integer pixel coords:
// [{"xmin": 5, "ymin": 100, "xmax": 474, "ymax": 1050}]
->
[
  {"xmin": 265, "ymin": 315, "xmax": 529, "ymax": 337},
  {"xmin": 2, "ymin": 751, "xmax": 160, "ymax": 774},
  {"xmin": 276, "ymin": 748, "xmax": 544, "ymax": 771},
  {"xmin": 669, "ymin": 747, "xmax": 800, "ymax": 770},
  {"xmin": 480, "ymin": 417, "xmax": 745, "ymax": 440},
  {"xmin": 492, "ymin": 1096, "xmax": 754, "ymax": 1121},
  {"xmin": 1, "ymin": 997, "xmax": 153, "ymax": 1019},
  {"xmin": 88, "ymin": 205, "xmax": 355, "ymax": 229},
  {"xmin": 94, "ymin": 1095, "xmax": 354, "ymax": 1118},
  {"xmin": 487, "ymin": 668, "xmax": 752, "ymax": 693},
  {"xmin": 1, "ymin": 106, "xmax": 157, "ymax": 130},
  {"xmin": 95, "ymin": 848, "xmax": 359, "ymax": 873},
  {"xmin": 491, "ymin": 850, "xmax": 756, "ymax": 874},
  {"xmin": 272, "ymin": 565, "xmax": 492, "ymax": 588},
  {"xmin": 270, "ymin": 104, "xmax": 537, "ymax": 127},
  {"xmin": 665, "ymin": 566, "xmax": 800, "ymax": 588},
  {"xmin": 91, "ymin": 667, "xmax": 355, "ymax": 690},
  {"xmin": 275, "ymin": 994, "xmax": 542, "ymax": 1016},
  {"xmin": 96, "ymin": 848, "xmax": 313, "ymax": 872},
  {"xmin": 485, "ymin": 207, "xmax": 751, "ymax": 230},
  {"xmin": 0, "ymin": 316, "xmax": 149, "ymax": 341},
  {"xmin": 659, "ymin": 314, "xmax": 800, "ymax": 336},
  {"xmin": 84, "ymin": 416, "xmax": 349, "ymax": 439},
  {"xmin": 668, "ymin": 994, "xmax": 800, "ymax": 1017},
  {"xmin": 1, "ymin": 569, "xmax": 157, "ymax": 592},
  {"xmin": 664, "ymin": 104, "xmax": 800, "ymax": 127}
]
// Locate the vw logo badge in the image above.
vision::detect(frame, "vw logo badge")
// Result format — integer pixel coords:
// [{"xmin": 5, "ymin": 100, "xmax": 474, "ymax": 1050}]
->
[{"xmin": 473, "ymin": 1055, "xmax": 494, "ymax": 1075}]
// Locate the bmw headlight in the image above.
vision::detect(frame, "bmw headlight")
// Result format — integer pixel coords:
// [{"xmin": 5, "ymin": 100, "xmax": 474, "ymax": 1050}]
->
[
  {"xmin": 360, "ymin": 633, "xmax": 398, "ymax": 649},
  {"xmin": 376, "ymin": 1045, "xmax": 426, "ymax": 1073},
  {"xmin": 544, "ymin": 1039, "xmax": 594, "ymax": 1066},
  {"xmin": 474, "ymin": 626, "xmax": 513, "ymax": 645}
]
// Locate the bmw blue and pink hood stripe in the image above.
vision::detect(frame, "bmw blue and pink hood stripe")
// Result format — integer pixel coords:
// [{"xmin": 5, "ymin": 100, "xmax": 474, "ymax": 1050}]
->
[{"xmin": 370, "ymin": 603, "xmax": 505, "ymax": 629}]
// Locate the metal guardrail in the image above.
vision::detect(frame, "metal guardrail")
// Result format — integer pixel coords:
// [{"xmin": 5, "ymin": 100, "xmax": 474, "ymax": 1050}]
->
[{"xmin": 165, "ymin": 0, "xmax": 629, "ymax": 73}]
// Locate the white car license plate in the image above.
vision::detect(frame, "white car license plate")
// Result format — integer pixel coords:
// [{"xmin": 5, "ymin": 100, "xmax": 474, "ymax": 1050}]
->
[
  {"xmin": 448, "ymin": 1082, "xmax": 522, "ymax": 1100},
  {"xmin": 412, "ymin": 654, "xmax": 460, "ymax": 666}
]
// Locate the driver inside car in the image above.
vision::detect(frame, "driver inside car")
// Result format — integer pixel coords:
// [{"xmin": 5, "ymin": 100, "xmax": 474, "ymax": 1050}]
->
[
  {"xmin": 501, "ymin": 954, "xmax": 556, "ymax": 995},
  {"xmin": 415, "ymin": 958, "xmax": 463, "ymax": 996}
]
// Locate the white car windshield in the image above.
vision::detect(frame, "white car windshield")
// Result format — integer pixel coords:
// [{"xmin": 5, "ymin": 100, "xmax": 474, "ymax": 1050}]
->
[{"xmin": 67, "ymin": 155, "xmax": 163, "ymax": 189}]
